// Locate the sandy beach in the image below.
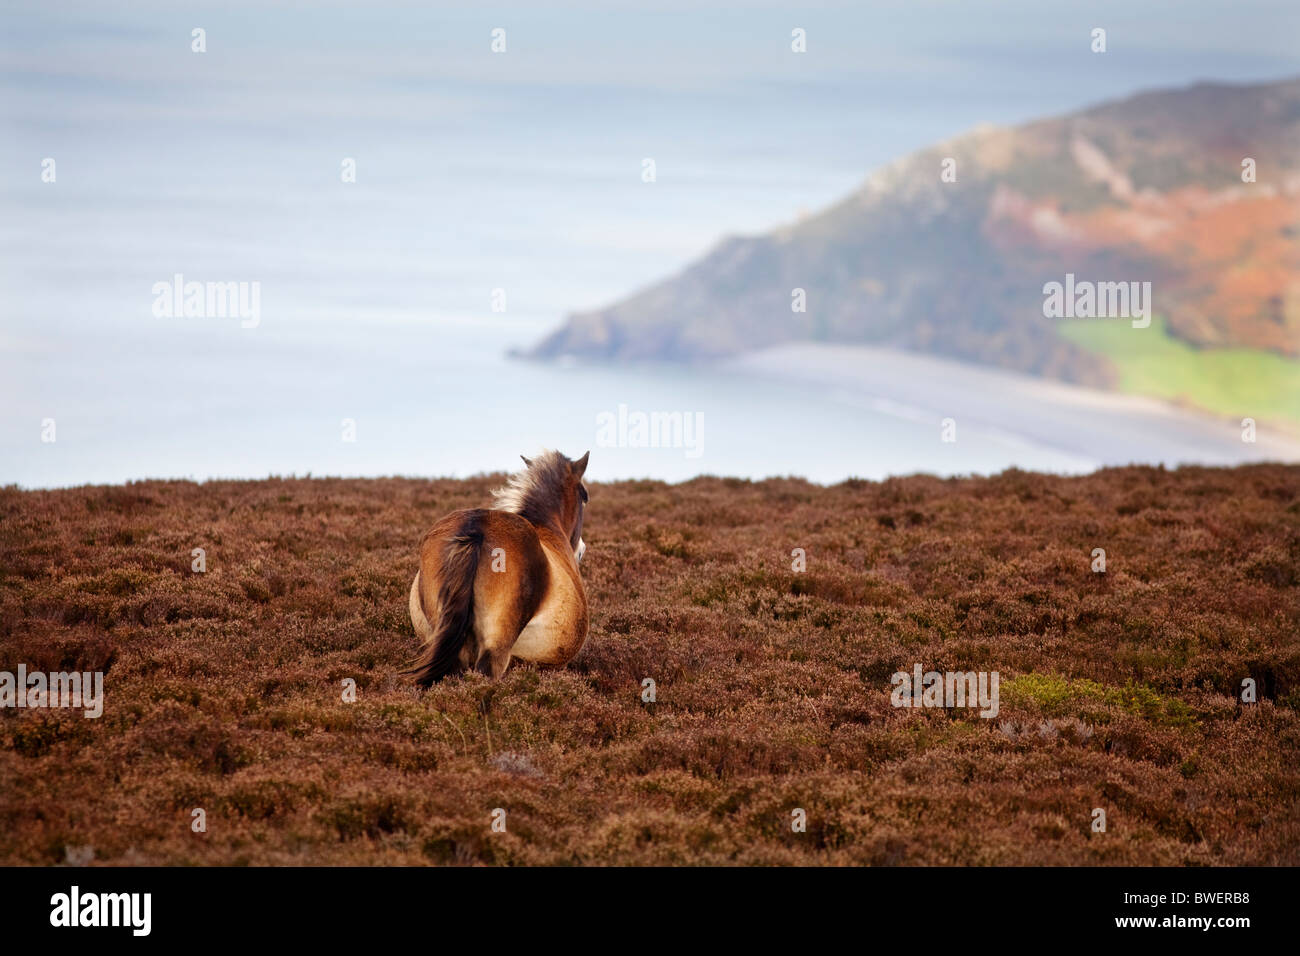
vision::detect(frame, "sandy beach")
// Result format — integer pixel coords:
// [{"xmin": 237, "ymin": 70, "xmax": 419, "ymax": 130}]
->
[{"xmin": 725, "ymin": 343, "xmax": 1300, "ymax": 470}]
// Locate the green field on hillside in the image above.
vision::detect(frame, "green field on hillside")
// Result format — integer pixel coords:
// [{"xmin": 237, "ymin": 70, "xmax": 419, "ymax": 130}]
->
[{"xmin": 1058, "ymin": 316, "xmax": 1300, "ymax": 428}]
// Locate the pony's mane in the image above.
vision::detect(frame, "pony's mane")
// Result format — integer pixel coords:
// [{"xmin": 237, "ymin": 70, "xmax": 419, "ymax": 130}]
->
[{"xmin": 492, "ymin": 450, "xmax": 571, "ymax": 523}]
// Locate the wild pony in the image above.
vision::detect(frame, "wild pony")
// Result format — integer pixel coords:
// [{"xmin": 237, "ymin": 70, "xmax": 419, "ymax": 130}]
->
[{"xmin": 405, "ymin": 450, "xmax": 589, "ymax": 685}]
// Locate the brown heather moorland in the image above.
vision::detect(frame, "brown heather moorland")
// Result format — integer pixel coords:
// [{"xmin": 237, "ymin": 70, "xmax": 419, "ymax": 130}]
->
[{"xmin": 1, "ymin": 465, "xmax": 1298, "ymax": 865}]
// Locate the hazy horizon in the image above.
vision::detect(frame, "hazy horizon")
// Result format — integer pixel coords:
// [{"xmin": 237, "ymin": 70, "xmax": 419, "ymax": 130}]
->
[{"xmin": 4, "ymin": 1, "xmax": 1299, "ymax": 487}]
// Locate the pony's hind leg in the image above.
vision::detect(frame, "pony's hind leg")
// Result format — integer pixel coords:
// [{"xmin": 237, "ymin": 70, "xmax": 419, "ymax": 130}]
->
[
  {"xmin": 471, "ymin": 598, "xmax": 526, "ymax": 679},
  {"xmin": 409, "ymin": 572, "xmax": 434, "ymax": 644},
  {"xmin": 470, "ymin": 540, "xmax": 546, "ymax": 680}
]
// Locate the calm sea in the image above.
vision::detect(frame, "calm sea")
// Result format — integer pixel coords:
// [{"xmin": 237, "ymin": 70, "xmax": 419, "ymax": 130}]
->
[{"xmin": 3, "ymin": 1, "xmax": 1296, "ymax": 487}]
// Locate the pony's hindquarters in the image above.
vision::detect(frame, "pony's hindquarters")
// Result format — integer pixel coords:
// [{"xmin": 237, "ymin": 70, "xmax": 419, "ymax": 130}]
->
[
  {"xmin": 465, "ymin": 514, "xmax": 550, "ymax": 678},
  {"xmin": 406, "ymin": 509, "xmax": 551, "ymax": 684},
  {"xmin": 405, "ymin": 511, "xmax": 488, "ymax": 686}
]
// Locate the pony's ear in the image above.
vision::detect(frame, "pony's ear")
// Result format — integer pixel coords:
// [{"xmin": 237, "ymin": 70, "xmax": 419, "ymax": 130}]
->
[
  {"xmin": 571, "ymin": 451, "xmax": 589, "ymax": 479},
  {"xmin": 520, "ymin": 455, "xmax": 533, "ymax": 468}
]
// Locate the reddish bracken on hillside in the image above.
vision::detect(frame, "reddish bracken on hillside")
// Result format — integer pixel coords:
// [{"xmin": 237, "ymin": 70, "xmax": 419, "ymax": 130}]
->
[{"xmin": 1, "ymin": 465, "xmax": 1297, "ymax": 864}]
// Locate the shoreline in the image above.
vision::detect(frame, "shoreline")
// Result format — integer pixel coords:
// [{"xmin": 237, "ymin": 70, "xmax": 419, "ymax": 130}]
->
[{"xmin": 722, "ymin": 343, "xmax": 1300, "ymax": 469}]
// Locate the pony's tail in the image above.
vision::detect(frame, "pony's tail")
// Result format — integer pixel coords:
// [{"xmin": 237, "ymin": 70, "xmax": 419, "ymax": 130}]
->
[{"xmin": 405, "ymin": 521, "xmax": 484, "ymax": 686}]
